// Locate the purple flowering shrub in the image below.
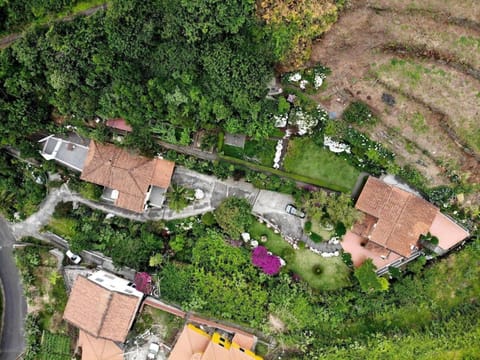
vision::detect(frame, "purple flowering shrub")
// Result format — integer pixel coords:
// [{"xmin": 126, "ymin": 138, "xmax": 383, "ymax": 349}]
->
[
  {"xmin": 251, "ymin": 246, "xmax": 281, "ymax": 275},
  {"xmin": 135, "ymin": 272, "xmax": 153, "ymax": 294}
]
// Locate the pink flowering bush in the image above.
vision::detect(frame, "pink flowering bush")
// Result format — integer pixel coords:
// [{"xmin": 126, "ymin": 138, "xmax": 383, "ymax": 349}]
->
[
  {"xmin": 251, "ymin": 246, "xmax": 281, "ymax": 275},
  {"xmin": 135, "ymin": 272, "xmax": 153, "ymax": 294}
]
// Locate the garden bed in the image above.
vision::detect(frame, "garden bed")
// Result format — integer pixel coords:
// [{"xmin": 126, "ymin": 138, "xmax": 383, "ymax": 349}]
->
[
  {"xmin": 130, "ymin": 306, "xmax": 184, "ymax": 346},
  {"xmin": 15, "ymin": 244, "xmax": 71, "ymax": 359},
  {"xmin": 283, "ymin": 138, "xmax": 360, "ymax": 192},
  {"xmin": 248, "ymin": 221, "xmax": 350, "ymax": 290}
]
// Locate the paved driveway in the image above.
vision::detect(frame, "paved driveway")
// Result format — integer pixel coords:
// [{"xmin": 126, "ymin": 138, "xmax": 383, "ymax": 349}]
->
[{"xmin": 0, "ymin": 217, "xmax": 27, "ymax": 360}]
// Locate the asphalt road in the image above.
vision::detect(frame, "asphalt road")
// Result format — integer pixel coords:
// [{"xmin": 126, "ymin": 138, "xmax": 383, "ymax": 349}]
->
[{"xmin": 0, "ymin": 217, "xmax": 26, "ymax": 360}]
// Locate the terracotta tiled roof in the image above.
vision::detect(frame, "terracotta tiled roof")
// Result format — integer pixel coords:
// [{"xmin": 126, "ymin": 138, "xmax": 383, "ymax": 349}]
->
[
  {"xmin": 168, "ymin": 324, "xmax": 211, "ymax": 360},
  {"xmin": 63, "ymin": 276, "xmax": 141, "ymax": 343},
  {"xmin": 169, "ymin": 324, "xmax": 262, "ymax": 360},
  {"xmin": 80, "ymin": 141, "xmax": 175, "ymax": 212},
  {"xmin": 355, "ymin": 177, "xmax": 438, "ymax": 257},
  {"xmin": 77, "ymin": 330, "xmax": 123, "ymax": 360},
  {"xmin": 106, "ymin": 118, "xmax": 133, "ymax": 132}
]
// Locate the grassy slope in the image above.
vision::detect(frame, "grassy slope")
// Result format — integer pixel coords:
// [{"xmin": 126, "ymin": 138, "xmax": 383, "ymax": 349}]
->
[
  {"xmin": 283, "ymin": 138, "xmax": 360, "ymax": 191},
  {"xmin": 374, "ymin": 58, "xmax": 480, "ymax": 153}
]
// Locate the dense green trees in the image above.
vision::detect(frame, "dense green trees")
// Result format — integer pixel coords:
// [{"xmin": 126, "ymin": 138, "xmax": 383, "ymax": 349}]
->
[
  {"xmin": 304, "ymin": 190, "xmax": 362, "ymax": 230},
  {"xmin": 0, "ymin": 151, "xmax": 46, "ymax": 220},
  {"xmin": 354, "ymin": 259, "xmax": 389, "ymax": 292},
  {"xmin": 0, "ymin": 0, "xmax": 277, "ymax": 146},
  {"xmin": 214, "ymin": 196, "xmax": 253, "ymax": 238},
  {"xmin": 0, "ymin": 0, "xmax": 76, "ymax": 33}
]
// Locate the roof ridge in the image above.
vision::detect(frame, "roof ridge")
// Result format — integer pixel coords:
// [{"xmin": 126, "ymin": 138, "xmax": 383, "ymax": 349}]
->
[
  {"xmin": 81, "ymin": 142, "xmax": 105, "ymax": 178},
  {"xmin": 98, "ymin": 292, "xmax": 114, "ymax": 338}
]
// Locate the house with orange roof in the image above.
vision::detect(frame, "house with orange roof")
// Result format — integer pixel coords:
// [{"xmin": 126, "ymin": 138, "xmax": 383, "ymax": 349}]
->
[
  {"xmin": 168, "ymin": 323, "xmax": 263, "ymax": 360},
  {"xmin": 63, "ymin": 270, "xmax": 144, "ymax": 360},
  {"xmin": 80, "ymin": 140, "xmax": 175, "ymax": 213},
  {"xmin": 39, "ymin": 135, "xmax": 175, "ymax": 213},
  {"xmin": 342, "ymin": 176, "xmax": 469, "ymax": 275}
]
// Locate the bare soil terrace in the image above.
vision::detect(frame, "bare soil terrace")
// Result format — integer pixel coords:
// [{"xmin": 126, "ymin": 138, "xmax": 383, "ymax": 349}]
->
[{"xmin": 306, "ymin": 0, "xmax": 480, "ymax": 190}]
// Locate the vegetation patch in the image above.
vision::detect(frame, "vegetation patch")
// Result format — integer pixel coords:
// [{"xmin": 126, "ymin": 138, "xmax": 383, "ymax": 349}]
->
[
  {"xmin": 38, "ymin": 331, "xmax": 71, "ymax": 360},
  {"xmin": 289, "ymin": 249, "xmax": 350, "ymax": 291},
  {"xmin": 15, "ymin": 244, "xmax": 70, "ymax": 360},
  {"xmin": 45, "ymin": 217, "xmax": 77, "ymax": 240},
  {"xmin": 249, "ymin": 221, "xmax": 350, "ymax": 291},
  {"xmin": 222, "ymin": 139, "xmax": 277, "ymax": 167},
  {"xmin": 130, "ymin": 306, "xmax": 183, "ymax": 346},
  {"xmin": 375, "ymin": 58, "xmax": 480, "ymax": 153},
  {"xmin": 283, "ymin": 138, "xmax": 360, "ymax": 192},
  {"xmin": 0, "ymin": 151, "xmax": 46, "ymax": 220}
]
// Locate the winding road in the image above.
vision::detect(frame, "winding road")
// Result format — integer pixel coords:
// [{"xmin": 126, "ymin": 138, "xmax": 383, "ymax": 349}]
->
[{"xmin": 0, "ymin": 217, "xmax": 27, "ymax": 360}]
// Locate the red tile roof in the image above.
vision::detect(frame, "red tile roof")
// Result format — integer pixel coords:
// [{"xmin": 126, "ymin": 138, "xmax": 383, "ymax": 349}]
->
[
  {"xmin": 355, "ymin": 177, "xmax": 438, "ymax": 257},
  {"xmin": 63, "ymin": 276, "xmax": 141, "ymax": 343},
  {"xmin": 80, "ymin": 141, "xmax": 175, "ymax": 212},
  {"xmin": 77, "ymin": 330, "xmax": 123, "ymax": 360},
  {"xmin": 106, "ymin": 118, "xmax": 133, "ymax": 132}
]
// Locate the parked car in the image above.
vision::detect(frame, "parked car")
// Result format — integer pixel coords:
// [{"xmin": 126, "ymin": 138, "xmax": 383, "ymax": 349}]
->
[
  {"xmin": 147, "ymin": 342, "xmax": 160, "ymax": 360},
  {"xmin": 285, "ymin": 204, "xmax": 305, "ymax": 218},
  {"xmin": 66, "ymin": 250, "xmax": 82, "ymax": 264}
]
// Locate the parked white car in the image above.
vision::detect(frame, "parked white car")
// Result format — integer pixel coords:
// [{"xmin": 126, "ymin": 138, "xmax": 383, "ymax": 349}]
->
[
  {"xmin": 147, "ymin": 343, "xmax": 160, "ymax": 360},
  {"xmin": 66, "ymin": 250, "xmax": 82, "ymax": 264}
]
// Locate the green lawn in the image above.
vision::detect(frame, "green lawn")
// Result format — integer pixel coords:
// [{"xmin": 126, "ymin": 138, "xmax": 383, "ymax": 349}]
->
[
  {"xmin": 248, "ymin": 221, "xmax": 351, "ymax": 291},
  {"xmin": 283, "ymin": 138, "xmax": 360, "ymax": 192},
  {"xmin": 46, "ymin": 217, "xmax": 77, "ymax": 239}
]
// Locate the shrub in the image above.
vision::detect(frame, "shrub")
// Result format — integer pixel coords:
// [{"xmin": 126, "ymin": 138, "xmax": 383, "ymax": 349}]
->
[
  {"xmin": 214, "ymin": 197, "xmax": 253, "ymax": 238},
  {"xmin": 201, "ymin": 212, "xmax": 216, "ymax": 226},
  {"xmin": 426, "ymin": 186, "xmax": 456, "ymax": 206},
  {"xmin": 342, "ymin": 252, "xmax": 353, "ymax": 267},
  {"xmin": 304, "ymin": 221, "xmax": 312, "ymax": 232},
  {"xmin": 312, "ymin": 264, "xmax": 323, "ymax": 275},
  {"xmin": 251, "ymin": 246, "xmax": 281, "ymax": 275},
  {"xmin": 53, "ymin": 202, "xmax": 73, "ymax": 219},
  {"xmin": 335, "ymin": 222, "xmax": 346, "ymax": 236},
  {"xmin": 310, "ymin": 232, "xmax": 323, "ymax": 243},
  {"xmin": 343, "ymin": 101, "xmax": 377, "ymax": 125}
]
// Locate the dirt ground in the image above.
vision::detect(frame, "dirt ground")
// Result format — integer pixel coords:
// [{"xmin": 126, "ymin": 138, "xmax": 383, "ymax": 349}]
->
[{"xmin": 305, "ymin": 0, "xmax": 480, "ymax": 189}]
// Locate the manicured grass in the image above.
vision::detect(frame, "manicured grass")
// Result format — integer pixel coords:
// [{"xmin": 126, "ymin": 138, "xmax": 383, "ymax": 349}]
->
[
  {"xmin": 46, "ymin": 217, "xmax": 77, "ymax": 239},
  {"xmin": 289, "ymin": 249, "xmax": 350, "ymax": 291},
  {"xmin": 249, "ymin": 221, "xmax": 288, "ymax": 254},
  {"xmin": 283, "ymin": 138, "xmax": 360, "ymax": 192},
  {"xmin": 248, "ymin": 221, "xmax": 351, "ymax": 291}
]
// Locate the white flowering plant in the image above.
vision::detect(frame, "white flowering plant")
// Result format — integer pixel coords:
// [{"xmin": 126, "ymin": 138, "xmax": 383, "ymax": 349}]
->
[{"xmin": 281, "ymin": 64, "xmax": 331, "ymax": 92}]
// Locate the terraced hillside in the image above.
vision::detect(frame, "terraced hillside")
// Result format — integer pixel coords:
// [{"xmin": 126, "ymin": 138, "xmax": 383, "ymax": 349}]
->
[{"xmin": 308, "ymin": 0, "xmax": 480, "ymax": 201}]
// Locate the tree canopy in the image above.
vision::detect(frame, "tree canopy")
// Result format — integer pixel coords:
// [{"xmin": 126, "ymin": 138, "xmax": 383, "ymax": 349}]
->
[
  {"xmin": 214, "ymin": 196, "xmax": 254, "ymax": 238},
  {"xmin": 0, "ymin": 0, "xmax": 276, "ymax": 146}
]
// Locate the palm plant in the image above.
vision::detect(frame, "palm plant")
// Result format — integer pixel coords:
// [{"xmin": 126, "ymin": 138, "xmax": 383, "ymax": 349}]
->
[{"xmin": 166, "ymin": 184, "xmax": 194, "ymax": 212}]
